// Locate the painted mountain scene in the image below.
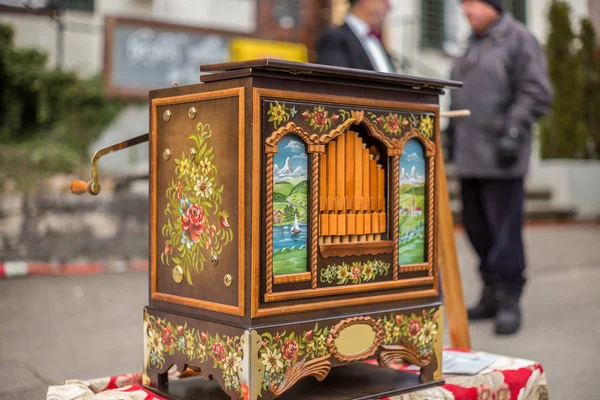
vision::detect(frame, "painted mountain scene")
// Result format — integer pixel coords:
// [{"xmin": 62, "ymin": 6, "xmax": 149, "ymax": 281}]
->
[
  {"xmin": 399, "ymin": 138, "xmax": 426, "ymax": 265},
  {"xmin": 272, "ymin": 135, "xmax": 308, "ymax": 275}
]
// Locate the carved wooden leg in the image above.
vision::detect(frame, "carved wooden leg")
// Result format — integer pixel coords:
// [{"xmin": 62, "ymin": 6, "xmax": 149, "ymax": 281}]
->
[
  {"xmin": 267, "ymin": 355, "xmax": 332, "ymax": 398},
  {"xmin": 377, "ymin": 344, "xmax": 431, "ymax": 369},
  {"xmin": 419, "ymin": 353, "xmax": 438, "ymax": 383}
]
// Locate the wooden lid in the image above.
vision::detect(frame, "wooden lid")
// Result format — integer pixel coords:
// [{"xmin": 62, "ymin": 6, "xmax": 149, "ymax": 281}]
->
[{"xmin": 200, "ymin": 59, "xmax": 462, "ymax": 90}]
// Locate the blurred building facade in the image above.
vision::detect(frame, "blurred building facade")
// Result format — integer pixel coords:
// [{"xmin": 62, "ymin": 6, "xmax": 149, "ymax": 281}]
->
[{"xmin": 0, "ymin": 0, "xmax": 594, "ymax": 78}]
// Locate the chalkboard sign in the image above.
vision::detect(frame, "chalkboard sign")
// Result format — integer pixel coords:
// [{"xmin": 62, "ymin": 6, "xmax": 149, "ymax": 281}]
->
[{"xmin": 104, "ymin": 16, "xmax": 240, "ymax": 98}]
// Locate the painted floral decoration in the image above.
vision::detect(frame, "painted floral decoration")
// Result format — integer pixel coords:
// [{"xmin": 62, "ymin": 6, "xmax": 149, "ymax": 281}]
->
[
  {"xmin": 267, "ymin": 101, "xmax": 297, "ymax": 129},
  {"xmin": 301, "ymin": 107, "xmax": 350, "ymax": 132},
  {"xmin": 259, "ymin": 325, "xmax": 331, "ymax": 394},
  {"xmin": 161, "ymin": 122, "xmax": 233, "ymax": 285},
  {"xmin": 144, "ymin": 313, "xmax": 243, "ymax": 394},
  {"xmin": 320, "ymin": 260, "xmax": 391, "ymax": 285},
  {"xmin": 381, "ymin": 308, "xmax": 438, "ymax": 357},
  {"xmin": 367, "ymin": 111, "xmax": 435, "ymax": 138}
]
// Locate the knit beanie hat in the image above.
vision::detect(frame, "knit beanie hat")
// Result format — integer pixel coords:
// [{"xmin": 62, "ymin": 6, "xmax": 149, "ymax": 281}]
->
[{"xmin": 479, "ymin": 0, "xmax": 504, "ymax": 13}]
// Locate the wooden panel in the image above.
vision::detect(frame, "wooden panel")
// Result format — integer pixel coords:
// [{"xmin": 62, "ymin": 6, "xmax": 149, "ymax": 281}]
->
[{"xmin": 150, "ymin": 87, "xmax": 245, "ymax": 317}]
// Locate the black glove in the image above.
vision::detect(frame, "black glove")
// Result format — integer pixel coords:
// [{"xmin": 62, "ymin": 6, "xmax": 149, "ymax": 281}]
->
[{"xmin": 496, "ymin": 127, "xmax": 521, "ymax": 168}]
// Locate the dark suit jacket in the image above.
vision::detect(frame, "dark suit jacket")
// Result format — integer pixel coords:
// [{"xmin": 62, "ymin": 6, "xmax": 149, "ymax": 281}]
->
[{"xmin": 315, "ymin": 23, "xmax": 395, "ymax": 72}]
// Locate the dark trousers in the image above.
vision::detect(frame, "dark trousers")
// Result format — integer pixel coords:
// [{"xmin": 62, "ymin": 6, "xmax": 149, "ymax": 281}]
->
[{"xmin": 460, "ymin": 178, "xmax": 526, "ymax": 299}]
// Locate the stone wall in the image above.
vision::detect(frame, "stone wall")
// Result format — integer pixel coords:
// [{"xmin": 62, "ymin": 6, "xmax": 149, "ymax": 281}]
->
[{"xmin": 0, "ymin": 176, "xmax": 149, "ymax": 263}]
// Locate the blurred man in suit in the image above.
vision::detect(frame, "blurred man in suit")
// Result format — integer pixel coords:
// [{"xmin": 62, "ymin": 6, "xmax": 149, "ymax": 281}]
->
[{"xmin": 316, "ymin": 0, "xmax": 395, "ymax": 72}]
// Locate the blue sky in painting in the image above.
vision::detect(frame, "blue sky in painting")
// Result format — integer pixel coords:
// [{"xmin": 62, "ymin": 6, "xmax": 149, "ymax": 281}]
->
[
  {"xmin": 400, "ymin": 139, "xmax": 425, "ymax": 183},
  {"xmin": 274, "ymin": 135, "xmax": 308, "ymax": 170}
]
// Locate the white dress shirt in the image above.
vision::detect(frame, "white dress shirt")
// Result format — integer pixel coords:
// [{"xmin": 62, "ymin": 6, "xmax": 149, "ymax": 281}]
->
[{"xmin": 345, "ymin": 13, "xmax": 394, "ymax": 73}]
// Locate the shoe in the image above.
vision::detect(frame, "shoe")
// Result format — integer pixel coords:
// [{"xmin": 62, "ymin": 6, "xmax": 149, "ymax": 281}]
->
[
  {"xmin": 467, "ymin": 287, "xmax": 497, "ymax": 320},
  {"xmin": 495, "ymin": 298, "xmax": 521, "ymax": 335}
]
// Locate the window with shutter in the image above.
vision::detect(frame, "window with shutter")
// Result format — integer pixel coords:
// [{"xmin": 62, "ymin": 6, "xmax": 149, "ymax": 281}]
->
[
  {"xmin": 61, "ymin": 0, "xmax": 94, "ymax": 13},
  {"xmin": 421, "ymin": 0, "xmax": 445, "ymax": 50},
  {"xmin": 505, "ymin": 0, "xmax": 527, "ymax": 24}
]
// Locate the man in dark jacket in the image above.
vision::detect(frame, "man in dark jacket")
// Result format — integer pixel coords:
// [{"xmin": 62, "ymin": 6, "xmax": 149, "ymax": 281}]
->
[
  {"xmin": 315, "ymin": 0, "xmax": 395, "ymax": 73},
  {"xmin": 447, "ymin": 0, "xmax": 552, "ymax": 335}
]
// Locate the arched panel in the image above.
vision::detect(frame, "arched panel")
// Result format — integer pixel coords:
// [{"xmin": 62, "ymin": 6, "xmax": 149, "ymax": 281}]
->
[
  {"xmin": 272, "ymin": 134, "xmax": 309, "ymax": 276},
  {"xmin": 398, "ymin": 138, "xmax": 427, "ymax": 265}
]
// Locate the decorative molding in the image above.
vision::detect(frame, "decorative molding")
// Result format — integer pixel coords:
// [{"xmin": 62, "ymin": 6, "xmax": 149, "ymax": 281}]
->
[
  {"xmin": 265, "ymin": 153, "xmax": 274, "ymax": 294},
  {"xmin": 311, "ymin": 153, "xmax": 319, "ymax": 289},
  {"xmin": 393, "ymin": 156, "xmax": 399, "ymax": 280},
  {"xmin": 268, "ymin": 355, "xmax": 332, "ymax": 396},
  {"xmin": 319, "ymin": 241, "xmax": 394, "ymax": 258},
  {"xmin": 427, "ymin": 156, "xmax": 435, "ymax": 277},
  {"xmin": 273, "ymin": 272, "xmax": 312, "ymax": 284},
  {"xmin": 327, "ymin": 316, "xmax": 383, "ymax": 363}
]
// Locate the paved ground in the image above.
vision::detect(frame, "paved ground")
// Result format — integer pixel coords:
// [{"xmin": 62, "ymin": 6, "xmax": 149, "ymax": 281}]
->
[{"xmin": 0, "ymin": 224, "xmax": 598, "ymax": 399}]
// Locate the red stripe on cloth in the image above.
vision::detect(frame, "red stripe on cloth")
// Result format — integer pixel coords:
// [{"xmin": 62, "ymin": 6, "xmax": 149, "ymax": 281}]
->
[{"xmin": 0, "ymin": 262, "xmax": 5, "ymax": 278}]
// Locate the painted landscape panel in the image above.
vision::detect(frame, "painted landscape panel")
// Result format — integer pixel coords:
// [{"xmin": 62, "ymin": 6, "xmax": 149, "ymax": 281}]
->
[
  {"xmin": 399, "ymin": 138, "xmax": 426, "ymax": 265},
  {"xmin": 272, "ymin": 135, "xmax": 309, "ymax": 275}
]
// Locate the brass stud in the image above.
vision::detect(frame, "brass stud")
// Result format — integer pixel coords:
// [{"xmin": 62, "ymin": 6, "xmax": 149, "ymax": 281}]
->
[
  {"xmin": 172, "ymin": 266, "xmax": 183, "ymax": 283},
  {"xmin": 188, "ymin": 107, "xmax": 196, "ymax": 119},
  {"xmin": 224, "ymin": 274, "xmax": 233, "ymax": 287},
  {"xmin": 189, "ymin": 148, "xmax": 196, "ymax": 160},
  {"xmin": 210, "ymin": 254, "xmax": 218, "ymax": 266},
  {"xmin": 163, "ymin": 110, "xmax": 171, "ymax": 121},
  {"xmin": 163, "ymin": 149, "xmax": 171, "ymax": 161}
]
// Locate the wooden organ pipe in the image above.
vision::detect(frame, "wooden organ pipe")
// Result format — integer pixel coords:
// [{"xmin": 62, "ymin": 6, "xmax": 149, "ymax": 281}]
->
[{"xmin": 319, "ymin": 130, "xmax": 386, "ymax": 244}]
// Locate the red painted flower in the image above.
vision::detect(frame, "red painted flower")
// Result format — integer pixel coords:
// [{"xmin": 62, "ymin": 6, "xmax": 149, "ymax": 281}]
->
[
  {"xmin": 312, "ymin": 108, "xmax": 328, "ymax": 127},
  {"xmin": 350, "ymin": 266, "xmax": 361, "ymax": 280},
  {"xmin": 220, "ymin": 213, "xmax": 230, "ymax": 228},
  {"xmin": 212, "ymin": 342, "xmax": 226, "ymax": 362},
  {"xmin": 408, "ymin": 319, "xmax": 421, "ymax": 336},
  {"xmin": 200, "ymin": 332, "xmax": 208, "ymax": 344},
  {"xmin": 402, "ymin": 119, "xmax": 409, "ymax": 127},
  {"xmin": 302, "ymin": 110, "xmax": 310, "ymax": 120},
  {"xmin": 281, "ymin": 340, "xmax": 299, "ymax": 362},
  {"xmin": 304, "ymin": 330, "xmax": 313, "ymax": 341},
  {"xmin": 181, "ymin": 203, "xmax": 206, "ymax": 243},
  {"xmin": 331, "ymin": 114, "xmax": 340, "ymax": 123},
  {"xmin": 275, "ymin": 333, "xmax": 280, "ymax": 342},
  {"xmin": 176, "ymin": 181, "xmax": 182, "ymax": 200},
  {"xmin": 161, "ymin": 326, "xmax": 174, "ymax": 348},
  {"xmin": 422, "ymin": 310, "xmax": 427, "ymax": 318},
  {"xmin": 395, "ymin": 315, "xmax": 403, "ymax": 325},
  {"xmin": 164, "ymin": 241, "xmax": 172, "ymax": 255},
  {"xmin": 177, "ymin": 325, "xmax": 184, "ymax": 336},
  {"xmin": 376, "ymin": 116, "xmax": 384, "ymax": 125},
  {"xmin": 386, "ymin": 115, "xmax": 399, "ymax": 132}
]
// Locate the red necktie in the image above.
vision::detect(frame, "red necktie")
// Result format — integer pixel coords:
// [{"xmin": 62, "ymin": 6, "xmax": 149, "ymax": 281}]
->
[{"xmin": 369, "ymin": 29, "xmax": 382, "ymax": 41}]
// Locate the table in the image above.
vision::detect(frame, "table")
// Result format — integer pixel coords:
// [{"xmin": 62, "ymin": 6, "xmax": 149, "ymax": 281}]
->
[{"xmin": 45, "ymin": 349, "xmax": 548, "ymax": 400}]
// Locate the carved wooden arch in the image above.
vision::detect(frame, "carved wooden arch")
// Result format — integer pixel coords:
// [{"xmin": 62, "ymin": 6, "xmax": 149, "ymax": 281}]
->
[
  {"xmin": 397, "ymin": 128, "xmax": 436, "ymax": 277},
  {"xmin": 265, "ymin": 122, "xmax": 320, "ymax": 153},
  {"xmin": 312, "ymin": 111, "xmax": 403, "ymax": 155},
  {"xmin": 398, "ymin": 129, "xmax": 436, "ymax": 158}
]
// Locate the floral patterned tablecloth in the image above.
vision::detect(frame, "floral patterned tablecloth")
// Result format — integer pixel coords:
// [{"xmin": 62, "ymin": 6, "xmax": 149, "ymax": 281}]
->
[{"xmin": 46, "ymin": 349, "xmax": 548, "ymax": 400}]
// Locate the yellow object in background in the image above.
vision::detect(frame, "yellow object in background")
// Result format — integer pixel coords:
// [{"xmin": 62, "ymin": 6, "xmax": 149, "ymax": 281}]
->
[{"xmin": 230, "ymin": 37, "xmax": 308, "ymax": 62}]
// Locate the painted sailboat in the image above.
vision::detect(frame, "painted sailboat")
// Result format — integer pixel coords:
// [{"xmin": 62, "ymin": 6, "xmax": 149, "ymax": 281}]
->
[{"xmin": 290, "ymin": 213, "xmax": 302, "ymax": 236}]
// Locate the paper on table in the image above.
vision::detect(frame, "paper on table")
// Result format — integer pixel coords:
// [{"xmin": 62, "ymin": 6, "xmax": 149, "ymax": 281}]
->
[{"xmin": 404, "ymin": 350, "xmax": 500, "ymax": 375}]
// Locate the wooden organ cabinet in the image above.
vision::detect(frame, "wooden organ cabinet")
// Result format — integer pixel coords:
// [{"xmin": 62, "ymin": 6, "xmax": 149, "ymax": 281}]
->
[{"xmin": 80, "ymin": 59, "xmax": 462, "ymax": 399}]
